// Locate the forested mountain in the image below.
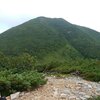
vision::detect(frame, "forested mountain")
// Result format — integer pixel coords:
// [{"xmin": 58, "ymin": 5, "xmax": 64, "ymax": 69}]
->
[{"xmin": 0, "ymin": 16, "xmax": 100, "ymax": 61}]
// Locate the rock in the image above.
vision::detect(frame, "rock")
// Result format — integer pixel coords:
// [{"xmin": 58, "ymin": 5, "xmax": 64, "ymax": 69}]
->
[
  {"xmin": 19, "ymin": 92, "xmax": 25, "ymax": 97},
  {"xmin": 10, "ymin": 92, "xmax": 20, "ymax": 100},
  {"xmin": 71, "ymin": 71, "xmax": 81, "ymax": 76},
  {"xmin": 60, "ymin": 93, "xmax": 67, "ymax": 99},
  {"xmin": 6, "ymin": 96, "xmax": 11, "ymax": 100},
  {"xmin": 76, "ymin": 86, "xmax": 82, "ymax": 90},
  {"xmin": 79, "ymin": 96, "xmax": 87, "ymax": 100},
  {"xmin": 69, "ymin": 96, "xmax": 77, "ymax": 100},
  {"xmin": 84, "ymin": 95, "xmax": 91, "ymax": 98},
  {"xmin": 53, "ymin": 87, "xmax": 58, "ymax": 97},
  {"xmin": 61, "ymin": 89, "xmax": 71, "ymax": 95},
  {"xmin": 96, "ymin": 88, "xmax": 100, "ymax": 93},
  {"xmin": 87, "ymin": 84, "xmax": 92, "ymax": 89}
]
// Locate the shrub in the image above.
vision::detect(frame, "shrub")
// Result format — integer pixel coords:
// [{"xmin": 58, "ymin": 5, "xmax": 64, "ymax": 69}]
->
[{"xmin": 0, "ymin": 71, "xmax": 46, "ymax": 96}]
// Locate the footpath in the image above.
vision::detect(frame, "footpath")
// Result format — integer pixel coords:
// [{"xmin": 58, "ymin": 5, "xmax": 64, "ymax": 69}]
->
[{"xmin": 7, "ymin": 76, "xmax": 100, "ymax": 100}]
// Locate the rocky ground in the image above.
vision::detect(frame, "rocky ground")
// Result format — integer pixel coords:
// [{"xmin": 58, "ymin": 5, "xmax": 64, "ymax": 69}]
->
[{"xmin": 10, "ymin": 76, "xmax": 100, "ymax": 100}]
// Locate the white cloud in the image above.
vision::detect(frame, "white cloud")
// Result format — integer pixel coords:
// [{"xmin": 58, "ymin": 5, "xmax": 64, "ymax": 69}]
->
[{"xmin": 0, "ymin": 0, "xmax": 100, "ymax": 33}]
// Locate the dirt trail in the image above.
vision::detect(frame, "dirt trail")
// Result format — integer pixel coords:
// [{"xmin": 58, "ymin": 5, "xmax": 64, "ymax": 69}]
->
[{"xmin": 18, "ymin": 76, "xmax": 100, "ymax": 100}]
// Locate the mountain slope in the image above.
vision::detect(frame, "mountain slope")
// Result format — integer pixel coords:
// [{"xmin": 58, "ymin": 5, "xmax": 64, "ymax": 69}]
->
[{"xmin": 0, "ymin": 17, "xmax": 100, "ymax": 60}]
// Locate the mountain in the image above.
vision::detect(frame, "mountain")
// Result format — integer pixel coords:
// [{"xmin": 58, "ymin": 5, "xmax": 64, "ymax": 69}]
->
[{"xmin": 0, "ymin": 17, "xmax": 100, "ymax": 62}]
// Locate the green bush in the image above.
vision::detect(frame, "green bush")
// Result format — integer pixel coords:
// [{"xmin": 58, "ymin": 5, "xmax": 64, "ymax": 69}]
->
[
  {"xmin": 34, "ymin": 61, "xmax": 61, "ymax": 72},
  {"xmin": 0, "ymin": 71, "xmax": 46, "ymax": 96}
]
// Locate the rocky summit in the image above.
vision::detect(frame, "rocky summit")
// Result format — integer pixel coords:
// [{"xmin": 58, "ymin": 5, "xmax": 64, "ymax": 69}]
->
[{"xmin": 12, "ymin": 76, "xmax": 100, "ymax": 100}]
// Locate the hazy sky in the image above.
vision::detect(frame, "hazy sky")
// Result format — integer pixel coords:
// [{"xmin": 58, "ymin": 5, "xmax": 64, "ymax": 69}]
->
[{"xmin": 0, "ymin": 0, "xmax": 100, "ymax": 33}]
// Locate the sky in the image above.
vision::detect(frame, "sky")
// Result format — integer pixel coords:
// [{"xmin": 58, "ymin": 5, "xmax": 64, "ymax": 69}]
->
[{"xmin": 0, "ymin": 0, "xmax": 100, "ymax": 33}]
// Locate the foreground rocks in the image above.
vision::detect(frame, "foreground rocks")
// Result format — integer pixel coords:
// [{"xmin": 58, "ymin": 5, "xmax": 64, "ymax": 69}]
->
[
  {"xmin": 8, "ymin": 76, "xmax": 100, "ymax": 100},
  {"xmin": 11, "ymin": 92, "xmax": 20, "ymax": 100}
]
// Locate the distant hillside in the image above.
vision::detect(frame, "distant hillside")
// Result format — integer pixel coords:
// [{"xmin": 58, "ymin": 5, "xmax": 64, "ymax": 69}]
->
[{"xmin": 0, "ymin": 16, "xmax": 100, "ymax": 61}]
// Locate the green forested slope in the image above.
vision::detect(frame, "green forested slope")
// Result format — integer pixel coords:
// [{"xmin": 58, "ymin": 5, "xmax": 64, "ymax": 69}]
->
[{"xmin": 0, "ymin": 17, "xmax": 100, "ymax": 60}]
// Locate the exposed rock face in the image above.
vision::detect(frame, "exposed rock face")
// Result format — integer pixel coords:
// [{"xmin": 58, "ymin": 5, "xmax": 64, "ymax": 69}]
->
[{"xmin": 8, "ymin": 76, "xmax": 100, "ymax": 100}]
